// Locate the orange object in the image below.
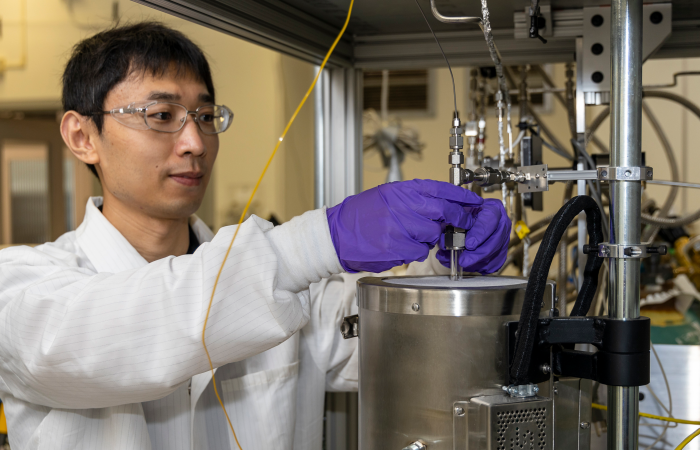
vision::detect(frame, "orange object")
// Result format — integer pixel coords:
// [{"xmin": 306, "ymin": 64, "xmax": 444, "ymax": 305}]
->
[{"xmin": 0, "ymin": 402, "xmax": 7, "ymax": 434}]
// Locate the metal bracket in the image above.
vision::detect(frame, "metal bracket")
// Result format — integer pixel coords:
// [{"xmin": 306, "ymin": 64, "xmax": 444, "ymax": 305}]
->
[
  {"xmin": 516, "ymin": 164, "xmax": 549, "ymax": 193},
  {"xmin": 596, "ymin": 166, "xmax": 653, "ymax": 181},
  {"xmin": 340, "ymin": 314, "xmax": 359, "ymax": 339},
  {"xmin": 583, "ymin": 242, "xmax": 667, "ymax": 259},
  {"xmin": 507, "ymin": 317, "xmax": 651, "ymax": 386}
]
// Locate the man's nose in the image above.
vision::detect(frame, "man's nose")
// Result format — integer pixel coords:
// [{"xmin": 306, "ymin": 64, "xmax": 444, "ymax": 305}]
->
[{"xmin": 175, "ymin": 114, "xmax": 207, "ymax": 157}]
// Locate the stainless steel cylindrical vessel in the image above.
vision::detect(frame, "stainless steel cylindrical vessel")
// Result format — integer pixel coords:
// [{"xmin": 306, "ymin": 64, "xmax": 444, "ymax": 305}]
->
[{"xmin": 357, "ymin": 275, "xmax": 555, "ymax": 450}]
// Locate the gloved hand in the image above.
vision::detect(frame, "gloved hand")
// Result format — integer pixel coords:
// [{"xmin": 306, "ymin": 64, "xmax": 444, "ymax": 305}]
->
[
  {"xmin": 326, "ymin": 179, "xmax": 485, "ymax": 273},
  {"xmin": 436, "ymin": 198, "xmax": 511, "ymax": 274}
]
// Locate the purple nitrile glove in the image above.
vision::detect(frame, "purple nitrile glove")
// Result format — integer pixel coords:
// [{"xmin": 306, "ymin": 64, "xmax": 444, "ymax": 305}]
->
[
  {"xmin": 436, "ymin": 198, "xmax": 511, "ymax": 274},
  {"xmin": 326, "ymin": 179, "xmax": 485, "ymax": 273}
]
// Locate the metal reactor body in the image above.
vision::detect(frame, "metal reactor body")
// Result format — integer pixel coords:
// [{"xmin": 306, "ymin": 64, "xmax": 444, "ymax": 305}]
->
[{"xmin": 347, "ymin": 276, "xmax": 592, "ymax": 450}]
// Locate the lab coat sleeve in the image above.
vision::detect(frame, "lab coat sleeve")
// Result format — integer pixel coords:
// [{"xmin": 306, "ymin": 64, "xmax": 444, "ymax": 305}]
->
[{"xmin": 0, "ymin": 209, "xmax": 343, "ymax": 409}]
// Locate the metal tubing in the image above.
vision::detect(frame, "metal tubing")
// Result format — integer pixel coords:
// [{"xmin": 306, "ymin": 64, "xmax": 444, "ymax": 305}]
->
[
  {"xmin": 608, "ymin": 1, "xmax": 642, "ymax": 450},
  {"xmin": 429, "ymin": 0, "xmax": 480, "ymax": 23}
]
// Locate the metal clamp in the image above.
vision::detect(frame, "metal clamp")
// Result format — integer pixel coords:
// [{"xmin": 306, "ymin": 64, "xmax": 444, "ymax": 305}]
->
[
  {"xmin": 516, "ymin": 164, "xmax": 549, "ymax": 193},
  {"xmin": 402, "ymin": 441, "xmax": 427, "ymax": 450},
  {"xmin": 583, "ymin": 243, "xmax": 667, "ymax": 259},
  {"xmin": 596, "ymin": 166, "xmax": 653, "ymax": 181},
  {"xmin": 340, "ymin": 314, "xmax": 359, "ymax": 339}
]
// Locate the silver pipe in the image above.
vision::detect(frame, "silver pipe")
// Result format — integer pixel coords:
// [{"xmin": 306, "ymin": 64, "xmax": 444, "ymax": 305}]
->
[
  {"xmin": 429, "ymin": 0, "xmax": 480, "ymax": 23},
  {"xmin": 509, "ymin": 87, "xmax": 567, "ymax": 95},
  {"xmin": 647, "ymin": 180, "xmax": 700, "ymax": 189},
  {"xmin": 314, "ymin": 66, "xmax": 325, "ymax": 209},
  {"xmin": 608, "ymin": 1, "xmax": 642, "ymax": 449}
]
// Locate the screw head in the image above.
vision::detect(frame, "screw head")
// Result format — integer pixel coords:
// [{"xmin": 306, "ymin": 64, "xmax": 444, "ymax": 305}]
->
[
  {"xmin": 625, "ymin": 170, "xmax": 632, "ymax": 177},
  {"xmin": 533, "ymin": 386, "xmax": 539, "ymax": 393},
  {"xmin": 454, "ymin": 406, "xmax": 465, "ymax": 416},
  {"xmin": 647, "ymin": 170, "xmax": 653, "ymax": 178},
  {"xmin": 580, "ymin": 422, "xmax": 591, "ymax": 429},
  {"xmin": 601, "ymin": 170, "xmax": 608, "ymax": 178},
  {"xmin": 412, "ymin": 303, "xmax": 420, "ymax": 312}
]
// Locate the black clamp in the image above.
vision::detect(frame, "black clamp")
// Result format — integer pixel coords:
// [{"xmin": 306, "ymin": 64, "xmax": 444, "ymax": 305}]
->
[
  {"xmin": 507, "ymin": 316, "xmax": 650, "ymax": 386},
  {"xmin": 529, "ymin": 1, "xmax": 547, "ymax": 44},
  {"xmin": 582, "ymin": 243, "xmax": 668, "ymax": 259}
]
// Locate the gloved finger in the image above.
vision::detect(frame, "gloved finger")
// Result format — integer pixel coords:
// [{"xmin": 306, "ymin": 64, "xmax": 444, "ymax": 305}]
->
[
  {"xmin": 410, "ymin": 197, "xmax": 479, "ymax": 231},
  {"xmin": 376, "ymin": 185, "xmax": 455, "ymax": 245},
  {"xmin": 458, "ymin": 219, "xmax": 511, "ymax": 274},
  {"xmin": 408, "ymin": 179, "xmax": 485, "ymax": 206},
  {"xmin": 464, "ymin": 199, "xmax": 505, "ymax": 251}
]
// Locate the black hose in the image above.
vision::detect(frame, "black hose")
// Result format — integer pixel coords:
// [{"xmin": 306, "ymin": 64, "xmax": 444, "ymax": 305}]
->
[{"xmin": 509, "ymin": 196, "xmax": 605, "ymax": 385}]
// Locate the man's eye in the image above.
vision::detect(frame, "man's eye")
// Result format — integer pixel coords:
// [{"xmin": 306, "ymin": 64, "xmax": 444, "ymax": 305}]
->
[
  {"xmin": 150, "ymin": 112, "xmax": 173, "ymax": 121},
  {"xmin": 199, "ymin": 114, "xmax": 214, "ymax": 123}
]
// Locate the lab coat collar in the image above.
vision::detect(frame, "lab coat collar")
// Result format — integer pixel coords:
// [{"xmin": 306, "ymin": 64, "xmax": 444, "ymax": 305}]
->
[{"xmin": 75, "ymin": 197, "xmax": 214, "ymax": 273}]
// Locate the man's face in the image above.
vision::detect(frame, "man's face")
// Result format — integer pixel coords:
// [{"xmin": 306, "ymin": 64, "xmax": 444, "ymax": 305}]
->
[{"xmin": 95, "ymin": 70, "xmax": 219, "ymax": 220}]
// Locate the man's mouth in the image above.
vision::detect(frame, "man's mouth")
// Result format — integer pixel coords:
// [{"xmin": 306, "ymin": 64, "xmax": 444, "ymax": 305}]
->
[{"xmin": 169, "ymin": 171, "xmax": 204, "ymax": 187}]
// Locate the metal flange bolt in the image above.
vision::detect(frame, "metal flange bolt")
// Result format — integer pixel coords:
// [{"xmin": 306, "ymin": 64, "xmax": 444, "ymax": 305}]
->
[{"xmin": 502, "ymin": 384, "xmax": 540, "ymax": 398}]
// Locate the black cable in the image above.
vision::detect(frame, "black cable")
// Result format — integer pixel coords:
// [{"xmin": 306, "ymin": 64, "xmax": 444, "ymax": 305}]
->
[
  {"xmin": 527, "ymin": 126, "xmax": 574, "ymax": 161},
  {"xmin": 414, "ymin": 0, "xmax": 458, "ymax": 118},
  {"xmin": 510, "ymin": 196, "xmax": 605, "ymax": 385}
]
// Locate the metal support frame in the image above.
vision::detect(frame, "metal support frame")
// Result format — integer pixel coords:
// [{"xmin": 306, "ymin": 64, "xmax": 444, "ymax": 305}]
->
[
  {"xmin": 608, "ymin": 1, "xmax": 643, "ymax": 450},
  {"xmin": 314, "ymin": 67, "xmax": 363, "ymax": 209},
  {"xmin": 315, "ymin": 66, "xmax": 363, "ymax": 450}
]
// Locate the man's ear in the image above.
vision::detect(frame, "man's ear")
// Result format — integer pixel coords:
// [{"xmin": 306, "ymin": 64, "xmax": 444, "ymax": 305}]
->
[{"xmin": 60, "ymin": 111, "xmax": 101, "ymax": 165}]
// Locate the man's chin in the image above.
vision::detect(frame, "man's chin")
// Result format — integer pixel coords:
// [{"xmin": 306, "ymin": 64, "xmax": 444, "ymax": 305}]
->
[{"xmin": 150, "ymin": 197, "xmax": 204, "ymax": 221}]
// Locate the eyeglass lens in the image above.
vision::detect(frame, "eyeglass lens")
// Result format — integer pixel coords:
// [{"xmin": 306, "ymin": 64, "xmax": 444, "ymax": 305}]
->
[{"xmin": 144, "ymin": 103, "xmax": 231, "ymax": 134}]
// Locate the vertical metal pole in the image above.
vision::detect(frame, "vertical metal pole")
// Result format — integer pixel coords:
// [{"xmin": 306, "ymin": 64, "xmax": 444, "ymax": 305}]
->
[
  {"xmin": 608, "ymin": 1, "xmax": 642, "ymax": 450},
  {"xmin": 575, "ymin": 37, "xmax": 587, "ymax": 292},
  {"xmin": 314, "ymin": 66, "xmax": 326, "ymax": 209}
]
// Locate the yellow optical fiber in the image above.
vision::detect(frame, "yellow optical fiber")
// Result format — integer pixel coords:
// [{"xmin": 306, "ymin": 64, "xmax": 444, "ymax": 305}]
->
[
  {"xmin": 200, "ymin": 1, "xmax": 355, "ymax": 448},
  {"xmin": 676, "ymin": 428, "xmax": 700, "ymax": 450},
  {"xmin": 592, "ymin": 403, "xmax": 700, "ymax": 425},
  {"xmin": 592, "ymin": 403, "xmax": 700, "ymax": 450}
]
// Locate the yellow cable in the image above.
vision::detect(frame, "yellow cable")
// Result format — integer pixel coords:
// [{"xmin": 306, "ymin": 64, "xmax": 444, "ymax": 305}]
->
[
  {"xmin": 592, "ymin": 403, "xmax": 700, "ymax": 425},
  {"xmin": 593, "ymin": 403, "xmax": 700, "ymax": 450},
  {"xmin": 200, "ymin": 1, "xmax": 355, "ymax": 448},
  {"xmin": 676, "ymin": 428, "xmax": 700, "ymax": 450}
]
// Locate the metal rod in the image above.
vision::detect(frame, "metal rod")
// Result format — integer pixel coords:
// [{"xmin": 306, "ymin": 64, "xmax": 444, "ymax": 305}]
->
[
  {"xmin": 608, "ymin": 1, "xmax": 643, "ymax": 449},
  {"xmin": 429, "ymin": 0, "xmax": 481, "ymax": 23},
  {"xmin": 450, "ymin": 250, "xmax": 462, "ymax": 281},
  {"xmin": 546, "ymin": 170, "xmax": 598, "ymax": 181},
  {"xmin": 647, "ymin": 180, "xmax": 700, "ymax": 189},
  {"xmin": 314, "ymin": 66, "xmax": 325, "ymax": 209}
]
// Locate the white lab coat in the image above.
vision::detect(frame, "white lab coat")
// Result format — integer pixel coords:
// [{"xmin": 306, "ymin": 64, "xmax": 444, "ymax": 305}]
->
[{"xmin": 0, "ymin": 197, "xmax": 368, "ymax": 450}]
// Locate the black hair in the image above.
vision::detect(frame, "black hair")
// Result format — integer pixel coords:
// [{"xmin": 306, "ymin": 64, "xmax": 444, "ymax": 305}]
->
[{"xmin": 62, "ymin": 22, "xmax": 216, "ymax": 178}]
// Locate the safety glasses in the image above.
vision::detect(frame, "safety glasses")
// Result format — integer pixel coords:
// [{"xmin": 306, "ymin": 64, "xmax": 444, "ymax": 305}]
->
[{"xmin": 95, "ymin": 101, "xmax": 234, "ymax": 135}]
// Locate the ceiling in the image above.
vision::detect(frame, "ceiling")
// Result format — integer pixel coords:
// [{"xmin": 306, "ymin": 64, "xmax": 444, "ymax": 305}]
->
[{"xmin": 133, "ymin": 0, "xmax": 700, "ymax": 69}]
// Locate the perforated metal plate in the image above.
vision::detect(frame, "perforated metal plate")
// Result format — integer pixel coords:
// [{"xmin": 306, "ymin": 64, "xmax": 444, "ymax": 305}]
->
[
  {"xmin": 467, "ymin": 395, "xmax": 553, "ymax": 450},
  {"xmin": 495, "ymin": 406, "xmax": 550, "ymax": 450}
]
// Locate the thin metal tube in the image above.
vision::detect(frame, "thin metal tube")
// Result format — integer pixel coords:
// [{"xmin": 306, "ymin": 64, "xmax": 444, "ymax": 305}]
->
[
  {"xmin": 608, "ymin": 1, "xmax": 642, "ymax": 449},
  {"xmin": 314, "ymin": 66, "xmax": 325, "ymax": 209},
  {"xmin": 429, "ymin": 0, "xmax": 481, "ymax": 23}
]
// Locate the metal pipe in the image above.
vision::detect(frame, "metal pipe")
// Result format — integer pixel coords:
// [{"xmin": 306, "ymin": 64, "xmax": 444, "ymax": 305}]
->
[
  {"xmin": 314, "ymin": 66, "xmax": 326, "ymax": 209},
  {"xmin": 608, "ymin": 1, "xmax": 642, "ymax": 449},
  {"xmin": 429, "ymin": 0, "xmax": 480, "ymax": 23}
]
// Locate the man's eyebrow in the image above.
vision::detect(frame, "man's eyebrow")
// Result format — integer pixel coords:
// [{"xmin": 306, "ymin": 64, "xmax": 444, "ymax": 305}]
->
[
  {"xmin": 199, "ymin": 93, "xmax": 215, "ymax": 103},
  {"xmin": 147, "ymin": 91, "xmax": 180, "ymax": 101}
]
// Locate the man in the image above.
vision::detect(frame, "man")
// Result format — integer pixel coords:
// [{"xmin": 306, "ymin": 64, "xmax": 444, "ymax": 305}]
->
[{"xmin": 0, "ymin": 23, "xmax": 510, "ymax": 450}]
